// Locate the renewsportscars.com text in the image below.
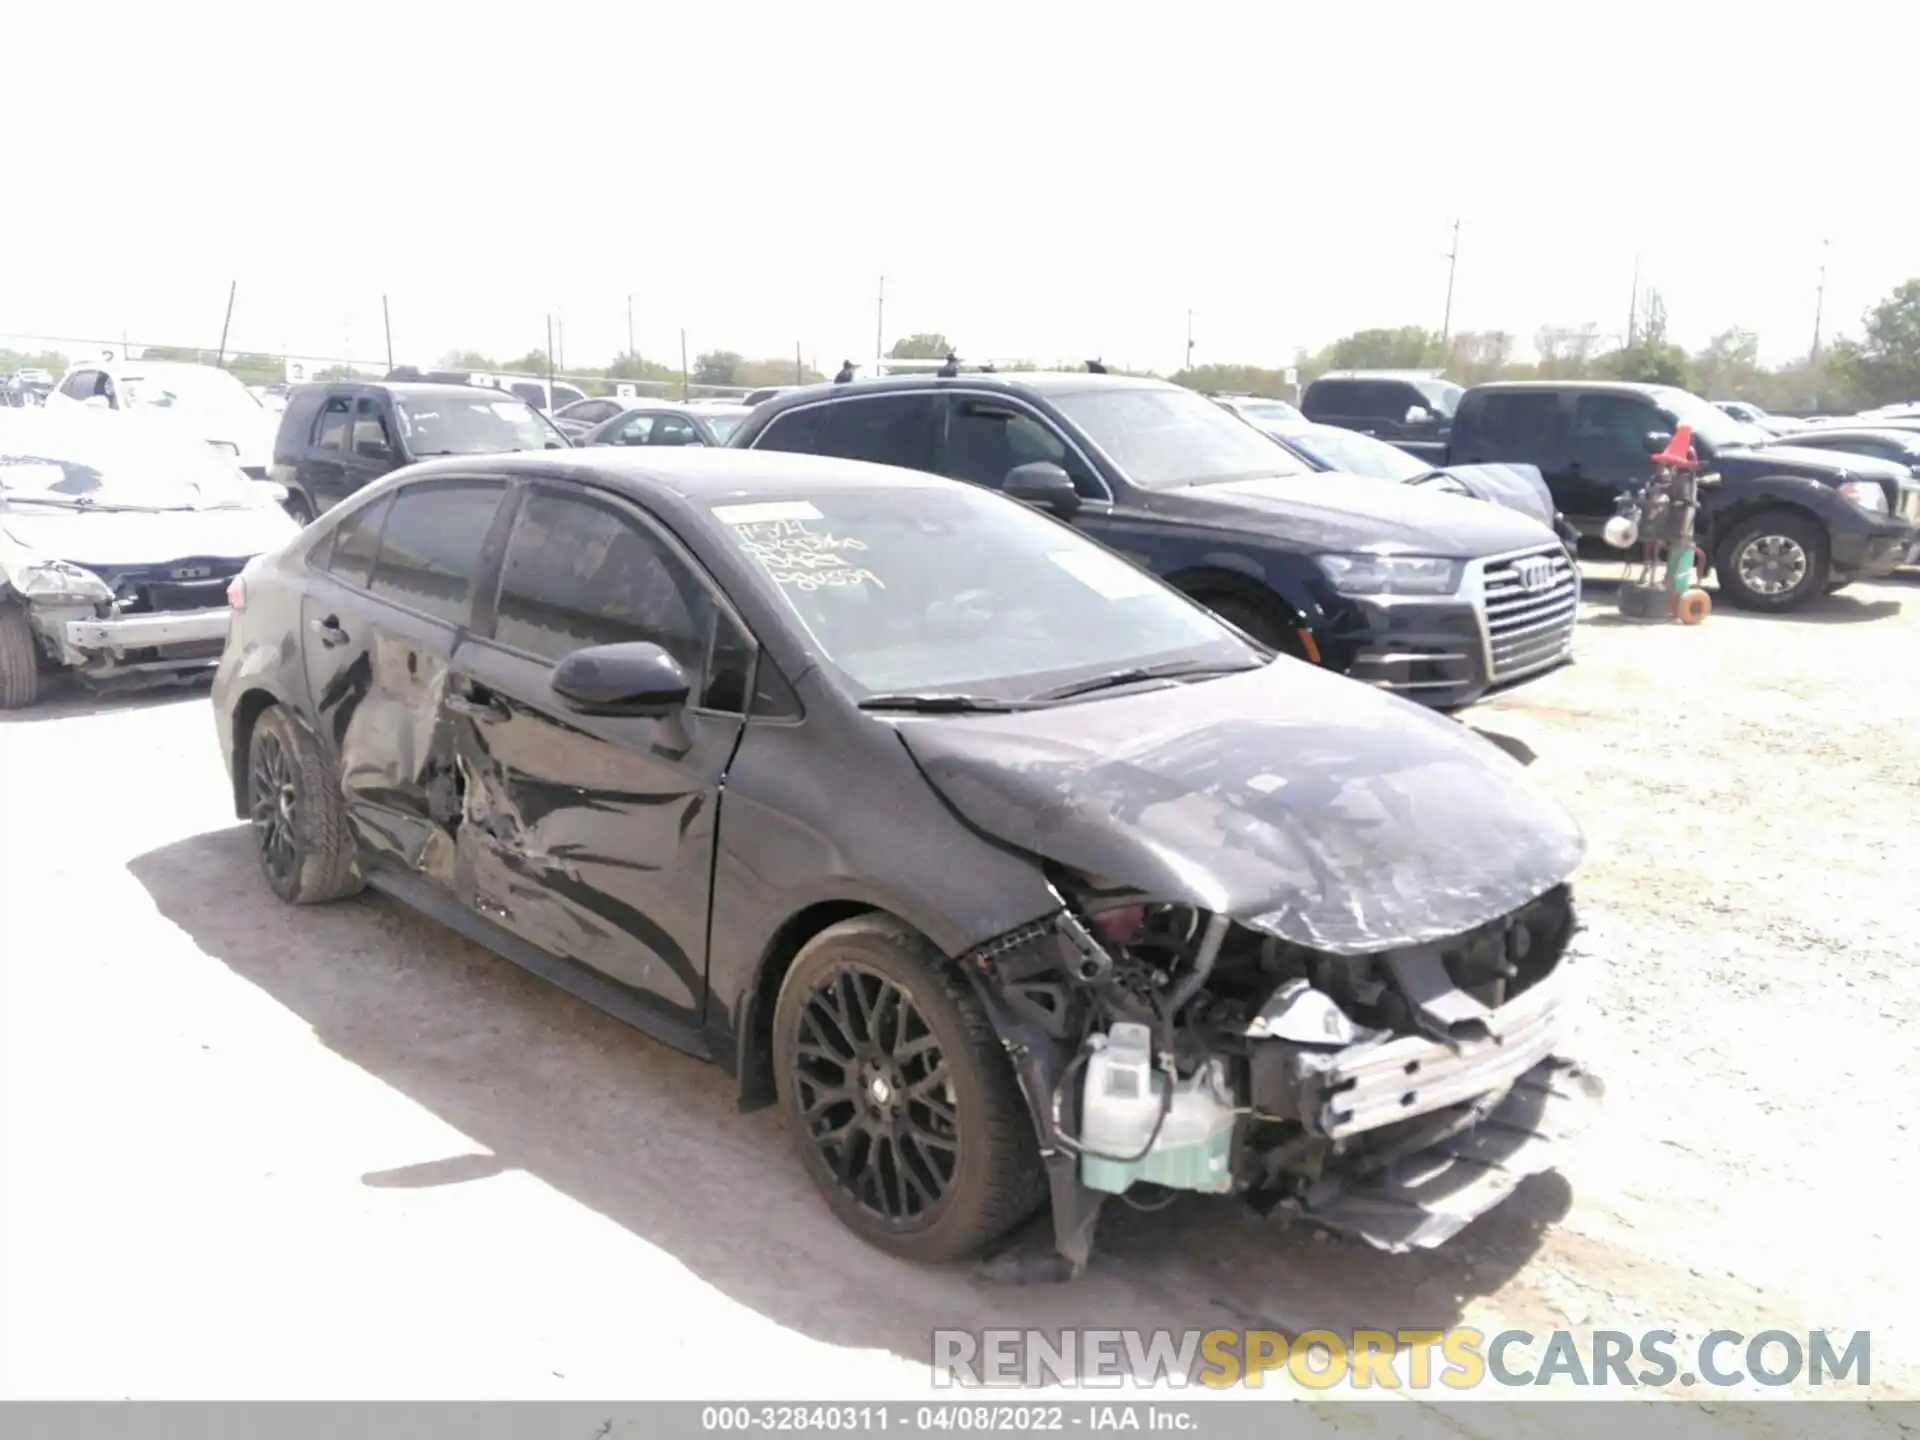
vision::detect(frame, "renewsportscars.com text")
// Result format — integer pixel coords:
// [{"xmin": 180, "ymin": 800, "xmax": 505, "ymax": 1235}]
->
[{"xmin": 931, "ymin": 1328, "xmax": 1871, "ymax": 1390}]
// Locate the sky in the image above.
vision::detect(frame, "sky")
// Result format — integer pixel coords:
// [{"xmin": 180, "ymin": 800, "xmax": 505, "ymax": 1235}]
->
[{"xmin": 6, "ymin": 1, "xmax": 1915, "ymax": 377}]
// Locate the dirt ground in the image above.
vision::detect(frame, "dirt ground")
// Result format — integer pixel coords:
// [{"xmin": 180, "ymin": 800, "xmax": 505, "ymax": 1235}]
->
[{"xmin": 2, "ymin": 564, "xmax": 1915, "ymax": 1425}]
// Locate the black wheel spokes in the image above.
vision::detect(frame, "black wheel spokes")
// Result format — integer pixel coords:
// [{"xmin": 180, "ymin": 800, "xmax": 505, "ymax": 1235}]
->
[
  {"xmin": 248, "ymin": 735, "xmax": 297, "ymax": 882},
  {"xmin": 796, "ymin": 967, "xmax": 957, "ymax": 1225}
]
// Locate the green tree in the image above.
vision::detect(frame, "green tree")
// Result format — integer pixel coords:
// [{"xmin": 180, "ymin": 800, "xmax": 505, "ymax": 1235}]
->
[
  {"xmin": 1607, "ymin": 289, "xmax": 1691, "ymax": 387},
  {"xmin": 1691, "ymin": 327, "xmax": 1760, "ymax": 399},
  {"xmin": 1827, "ymin": 278, "xmax": 1920, "ymax": 407},
  {"xmin": 1169, "ymin": 363, "xmax": 1294, "ymax": 398},
  {"xmin": 438, "ymin": 349, "xmax": 499, "ymax": 371},
  {"xmin": 887, "ymin": 333, "xmax": 953, "ymax": 360},
  {"xmin": 1317, "ymin": 326, "xmax": 1443, "ymax": 371},
  {"xmin": 1444, "ymin": 330, "xmax": 1515, "ymax": 386},
  {"xmin": 501, "ymin": 349, "xmax": 551, "ymax": 376},
  {"xmin": 693, "ymin": 350, "xmax": 743, "ymax": 386}
]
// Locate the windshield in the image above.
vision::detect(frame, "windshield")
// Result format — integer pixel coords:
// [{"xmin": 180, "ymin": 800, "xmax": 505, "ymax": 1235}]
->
[
  {"xmin": 393, "ymin": 394, "xmax": 561, "ymax": 455},
  {"xmin": 0, "ymin": 415, "xmax": 269, "ymax": 511},
  {"xmin": 118, "ymin": 364, "xmax": 262, "ymax": 414},
  {"xmin": 1286, "ymin": 426, "xmax": 1432, "ymax": 482},
  {"xmin": 1647, "ymin": 387, "xmax": 1769, "ymax": 449},
  {"xmin": 1411, "ymin": 379, "xmax": 1465, "ymax": 418},
  {"xmin": 710, "ymin": 485, "xmax": 1259, "ymax": 698},
  {"xmin": 1051, "ymin": 386, "xmax": 1311, "ymax": 489}
]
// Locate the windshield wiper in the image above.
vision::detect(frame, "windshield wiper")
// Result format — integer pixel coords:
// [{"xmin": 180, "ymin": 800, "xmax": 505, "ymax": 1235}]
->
[
  {"xmin": 857, "ymin": 692, "xmax": 1032, "ymax": 713},
  {"xmin": 1032, "ymin": 658, "xmax": 1262, "ymax": 702}
]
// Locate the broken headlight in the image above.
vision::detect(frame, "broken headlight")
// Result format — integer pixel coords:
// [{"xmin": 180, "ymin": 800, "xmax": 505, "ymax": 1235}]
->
[
  {"xmin": 11, "ymin": 558, "xmax": 114, "ymax": 603},
  {"xmin": 1314, "ymin": 553, "xmax": 1461, "ymax": 596}
]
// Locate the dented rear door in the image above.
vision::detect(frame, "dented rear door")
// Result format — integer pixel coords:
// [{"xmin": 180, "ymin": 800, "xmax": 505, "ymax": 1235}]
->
[{"xmin": 302, "ymin": 477, "xmax": 511, "ymax": 890}]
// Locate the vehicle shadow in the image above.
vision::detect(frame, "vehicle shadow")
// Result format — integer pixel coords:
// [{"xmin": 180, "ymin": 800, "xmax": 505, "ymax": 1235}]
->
[
  {"xmin": 1577, "ymin": 571, "xmax": 1902, "ymax": 625},
  {"xmin": 0, "ymin": 675, "xmax": 213, "ymax": 724},
  {"xmin": 127, "ymin": 825, "xmax": 1567, "ymax": 1380}
]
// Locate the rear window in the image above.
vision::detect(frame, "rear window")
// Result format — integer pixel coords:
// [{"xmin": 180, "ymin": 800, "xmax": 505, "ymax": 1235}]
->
[
  {"xmin": 392, "ymin": 394, "xmax": 557, "ymax": 456},
  {"xmin": 366, "ymin": 481, "xmax": 505, "ymax": 625}
]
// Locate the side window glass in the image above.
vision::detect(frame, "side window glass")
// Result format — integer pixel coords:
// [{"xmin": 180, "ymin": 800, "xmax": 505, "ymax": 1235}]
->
[
  {"xmin": 314, "ymin": 396, "xmax": 352, "ymax": 451},
  {"xmin": 817, "ymin": 395, "xmax": 938, "ymax": 470},
  {"xmin": 652, "ymin": 415, "xmax": 701, "ymax": 447},
  {"xmin": 352, "ymin": 398, "xmax": 393, "ymax": 457},
  {"xmin": 490, "ymin": 490, "xmax": 715, "ymax": 678},
  {"xmin": 1475, "ymin": 393, "xmax": 1561, "ymax": 451},
  {"xmin": 614, "ymin": 413, "xmax": 655, "ymax": 446},
  {"xmin": 509, "ymin": 381, "xmax": 545, "ymax": 409},
  {"xmin": 944, "ymin": 399, "xmax": 1097, "ymax": 495},
  {"xmin": 367, "ymin": 481, "xmax": 505, "ymax": 627},
  {"xmin": 1573, "ymin": 395, "xmax": 1660, "ymax": 455},
  {"xmin": 704, "ymin": 608, "xmax": 755, "ymax": 714},
  {"xmin": 753, "ymin": 406, "xmax": 826, "ymax": 453},
  {"xmin": 322, "ymin": 494, "xmax": 391, "ymax": 589},
  {"xmin": 61, "ymin": 370, "xmax": 93, "ymax": 399}
]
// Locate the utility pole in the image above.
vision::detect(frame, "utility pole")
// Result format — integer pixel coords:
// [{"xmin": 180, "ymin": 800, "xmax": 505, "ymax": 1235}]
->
[
  {"xmin": 1627, "ymin": 253, "xmax": 1641, "ymax": 348},
  {"xmin": 215, "ymin": 280, "xmax": 237, "ymax": 367},
  {"xmin": 546, "ymin": 315, "xmax": 556, "ymax": 397},
  {"xmin": 626, "ymin": 294, "xmax": 635, "ymax": 360},
  {"xmin": 1439, "ymin": 220, "xmax": 1460, "ymax": 352},
  {"xmin": 1185, "ymin": 309, "xmax": 1194, "ymax": 372},
  {"xmin": 382, "ymin": 295, "xmax": 394, "ymax": 372},
  {"xmin": 875, "ymin": 274, "xmax": 885, "ymax": 369},
  {"xmin": 1809, "ymin": 238, "xmax": 1830, "ymax": 408},
  {"xmin": 680, "ymin": 329, "xmax": 689, "ymax": 399},
  {"xmin": 795, "ymin": 341, "xmax": 803, "ymax": 384}
]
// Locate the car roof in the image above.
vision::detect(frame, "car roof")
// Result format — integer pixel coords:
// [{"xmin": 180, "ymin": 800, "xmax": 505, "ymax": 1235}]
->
[
  {"xmin": 752, "ymin": 370, "xmax": 1173, "ymax": 414},
  {"xmin": 394, "ymin": 444, "xmax": 954, "ymax": 503}
]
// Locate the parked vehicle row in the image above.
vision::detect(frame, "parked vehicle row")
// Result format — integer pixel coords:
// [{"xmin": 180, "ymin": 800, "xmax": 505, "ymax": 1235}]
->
[{"xmin": 727, "ymin": 372, "xmax": 1581, "ymax": 709}]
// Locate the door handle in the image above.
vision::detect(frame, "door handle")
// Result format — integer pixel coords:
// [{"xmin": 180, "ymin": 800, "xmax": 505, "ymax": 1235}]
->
[{"xmin": 308, "ymin": 615, "xmax": 349, "ymax": 647}]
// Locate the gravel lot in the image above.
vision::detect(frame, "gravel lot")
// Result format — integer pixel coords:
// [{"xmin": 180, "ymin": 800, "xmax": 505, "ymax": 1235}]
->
[{"xmin": 2, "ymin": 565, "xmax": 1914, "ymax": 1424}]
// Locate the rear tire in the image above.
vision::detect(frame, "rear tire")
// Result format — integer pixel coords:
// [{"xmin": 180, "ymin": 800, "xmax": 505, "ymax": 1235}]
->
[
  {"xmin": 1714, "ymin": 510, "xmax": 1829, "ymax": 612},
  {"xmin": 246, "ymin": 705, "xmax": 363, "ymax": 904},
  {"xmin": 0, "ymin": 600, "xmax": 41, "ymax": 710},
  {"xmin": 772, "ymin": 916, "xmax": 1045, "ymax": 1264}
]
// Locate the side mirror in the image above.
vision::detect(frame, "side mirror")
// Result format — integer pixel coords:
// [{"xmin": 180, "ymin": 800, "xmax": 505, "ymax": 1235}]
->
[
  {"xmin": 551, "ymin": 641, "xmax": 691, "ymax": 717},
  {"xmin": 1002, "ymin": 461, "xmax": 1081, "ymax": 517},
  {"xmin": 1645, "ymin": 430, "xmax": 1674, "ymax": 455},
  {"xmin": 1404, "ymin": 405, "xmax": 1432, "ymax": 425},
  {"xmin": 355, "ymin": 439, "xmax": 392, "ymax": 461}
]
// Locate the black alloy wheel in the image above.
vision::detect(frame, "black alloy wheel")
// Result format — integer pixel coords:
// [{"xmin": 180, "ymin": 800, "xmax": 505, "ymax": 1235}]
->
[
  {"xmin": 249, "ymin": 725, "xmax": 299, "ymax": 890},
  {"xmin": 793, "ymin": 964, "xmax": 959, "ymax": 1225}
]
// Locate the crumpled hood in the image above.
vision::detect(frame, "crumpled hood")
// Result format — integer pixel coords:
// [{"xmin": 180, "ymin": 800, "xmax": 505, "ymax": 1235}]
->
[
  {"xmin": 896, "ymin": 660, "xmax": 1585, "ymax": 954},
  {"xmin": 1433, "ymin": 462, "xmax": 1557, "ymax": 529},
  {"xmin": 0, "ymin": 504, "xmax": 296, "ymax": 567},
  {"xmin": 1146, "ymin": 472, "xmax": 1555, "ymax": 558}
]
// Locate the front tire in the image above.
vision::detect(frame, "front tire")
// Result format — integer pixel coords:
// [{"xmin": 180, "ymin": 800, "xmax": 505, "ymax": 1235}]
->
[
  {"xmin": 1199, "ymin": 592, "xmax": 1309, "ymax": 660},
  {"xmin": 0, "ymin": 600, "xmax": 41, "ymax": 710},
  {"xmin": 1715, "ymin": 510, "xmax": 1829, "ymax": 612},
  {"xmin": 246, "ymin": 705, "xmax": 363, "ymax": 904},
  {"xmin": 772, "ymin": 916, "xmax": 1044, "ymax": 1264}
]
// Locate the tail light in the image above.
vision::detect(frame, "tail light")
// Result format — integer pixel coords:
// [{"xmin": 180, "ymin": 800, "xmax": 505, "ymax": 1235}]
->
[{"xmin": 227, "ymin": 577, "xmax": 246, "ymax": 610}]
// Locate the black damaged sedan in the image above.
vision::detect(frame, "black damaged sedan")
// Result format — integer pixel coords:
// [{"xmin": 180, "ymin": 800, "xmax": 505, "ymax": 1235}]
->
[{"xmin": 211, "ymin": 448, "xmax": 1600, "ymax": 1276}]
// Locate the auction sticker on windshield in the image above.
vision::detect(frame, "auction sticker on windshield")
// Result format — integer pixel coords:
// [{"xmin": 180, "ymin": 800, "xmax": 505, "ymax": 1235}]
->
[
  {"xmin": 724, "ymin": 511, "xmax": 885, "ymax": 593},
  {"xmin": 713, "ymin": 501, "xmax": 823, "ymax": 525},
  {"xmin": 0, "ymin": 463, "xmax": 67, "ymax": 490}
]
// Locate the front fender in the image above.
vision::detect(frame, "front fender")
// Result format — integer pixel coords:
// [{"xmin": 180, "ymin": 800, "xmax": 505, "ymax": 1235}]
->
[{"xmin": 1706, "ymin": 473, "xmax": 1855, "ymax": 542}]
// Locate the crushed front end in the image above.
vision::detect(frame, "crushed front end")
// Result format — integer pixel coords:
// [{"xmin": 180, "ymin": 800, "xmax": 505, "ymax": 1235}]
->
[{"xmin": 963, "ymin": 881, "xmax": 1600, "ymax": 1278}]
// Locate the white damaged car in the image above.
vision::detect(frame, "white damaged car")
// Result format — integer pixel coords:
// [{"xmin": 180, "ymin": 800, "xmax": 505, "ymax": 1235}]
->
[{"xmin": 0, "ymin": 409, "xmax": 298, "ymax": 708}]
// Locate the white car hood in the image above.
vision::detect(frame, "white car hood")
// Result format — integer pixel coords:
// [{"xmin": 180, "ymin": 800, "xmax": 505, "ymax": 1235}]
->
[{"xmin": 1, "ymin": 504, "xmax": 296, "ymax": 567}]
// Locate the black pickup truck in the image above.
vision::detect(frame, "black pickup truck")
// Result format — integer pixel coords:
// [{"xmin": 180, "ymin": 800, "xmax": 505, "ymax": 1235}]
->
[{"xmin": 1444, "ymin": 381, "xmax": 1920, "ymax": 611}]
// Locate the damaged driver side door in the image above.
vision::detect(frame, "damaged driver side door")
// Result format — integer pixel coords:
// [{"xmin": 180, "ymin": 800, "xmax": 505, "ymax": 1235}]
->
[{"xmin": 444, "ymin": 482, "xmax": 753, "ymax": 1032}]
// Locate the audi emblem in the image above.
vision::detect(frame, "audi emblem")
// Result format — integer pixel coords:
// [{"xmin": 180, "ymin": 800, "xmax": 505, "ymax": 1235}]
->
[{"xmin": 1512, "ymin": 557, "xmax": 1555, "ymax": 594}]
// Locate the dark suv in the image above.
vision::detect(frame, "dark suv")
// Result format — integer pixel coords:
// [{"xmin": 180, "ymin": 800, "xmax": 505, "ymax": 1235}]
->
[
  {"xmin": 729, "ymin": 372, "xmax": 1579, "ymax": 709},
  {"xmin": 1447, "ymin": 382, "xmax": 1920, "ymax": 611},
  {"xmin": 1300, "ymin": 371, "xmax": 1463, "ymax": 461},
  {"xmin": 269, "ymin": 382, "xmax": 567, "ymax": 524}
]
